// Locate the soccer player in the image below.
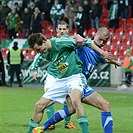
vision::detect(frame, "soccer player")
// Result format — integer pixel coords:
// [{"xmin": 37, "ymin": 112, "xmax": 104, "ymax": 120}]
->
[
  {"xmin": 31, "ymin": 26, "xmax": 122, "ymax": 133},
  {"xmin": 27, "ymin": 21, "xmax": 112, "ymax": 133}
]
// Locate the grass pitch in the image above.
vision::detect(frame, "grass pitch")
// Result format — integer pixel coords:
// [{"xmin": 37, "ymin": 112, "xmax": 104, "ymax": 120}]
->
[{"xmin": 0, "ymin": 86, "xmax": 132, "ymax": 133}]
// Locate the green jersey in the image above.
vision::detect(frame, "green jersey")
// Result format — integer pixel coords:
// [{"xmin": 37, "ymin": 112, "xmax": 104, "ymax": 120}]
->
[{"xmin": 31, "ymin": 35, "xmax": 92, "ymax": 78}]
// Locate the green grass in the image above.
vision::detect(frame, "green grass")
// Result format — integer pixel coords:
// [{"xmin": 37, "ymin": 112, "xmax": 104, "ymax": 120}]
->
[{"xmin": 0, "ymin": 87, "xmax": 132, "ymax": 133}]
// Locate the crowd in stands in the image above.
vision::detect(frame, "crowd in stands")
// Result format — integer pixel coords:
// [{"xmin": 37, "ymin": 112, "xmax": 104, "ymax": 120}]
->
[{"xmin": 0, "ymin": 0, "xmax": 133, "ymax": 60}]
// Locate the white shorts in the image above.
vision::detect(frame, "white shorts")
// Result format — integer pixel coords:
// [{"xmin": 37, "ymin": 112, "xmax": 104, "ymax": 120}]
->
[{"xmin": 43, "ymin": 73, "xmax": 87, "ymax": 104}]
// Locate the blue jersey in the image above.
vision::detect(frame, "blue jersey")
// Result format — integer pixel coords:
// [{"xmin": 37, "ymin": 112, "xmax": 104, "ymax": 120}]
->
[{"xmin": 76, "ymin": 46, "xmax": 107, "ymax": 80}]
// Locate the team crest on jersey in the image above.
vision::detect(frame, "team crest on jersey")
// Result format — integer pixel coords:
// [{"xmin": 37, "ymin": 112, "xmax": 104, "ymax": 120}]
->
[{"xmin": 56, "ymin": 62, "xmax": 68, "ymax": 74}]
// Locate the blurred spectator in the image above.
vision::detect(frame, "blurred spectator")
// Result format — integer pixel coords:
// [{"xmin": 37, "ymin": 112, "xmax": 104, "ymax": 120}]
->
[
  {"xmin": 65, "ymin": 0, "xmax": 79, "ymax": 31},
  {"xmin": 0, "ymin": 46, "xmax": 8, "ymax": 86},
  {"xmin": 14, "ymin": 2, "xmax": 22, "ymax": 19},
  {"xmin": 28, "ymin": 1, "xmax": 35, "ymax": 15},
  {"xmin": 131, "ymin": 0, "xmax": 133, "ymax": 18},
  {"xmin": 123, "ymin": 48, "xmax": 133, "ymax": 87},
  {"xmin": 30, "ymin": 7, "xmax": 44, "ymax": 33},
  {"xmin": 8, "ymin": 0, "xmax": 22, "ymax": 9},
  {"xmin": 50, "ymin": 0, "xmax": 64, "ymax": 30},
  {"xmin": 0, "ymin": 1, "xmax": 11, "ymax": 32},
  {"xmin": 75, "ymin": 5, "xmax": 84, "ymax": 37},
  {"xmin": 118, "ymin": 0, "xmax": 130, "ymax": 21},
  {"xmin": 43, "ymin": 0, "xmax": 54, "ymax": 21},
  {"xmin": 22, "ymin": 0, "xmax": 29, "ymax": 11},
  {"xmin": 5, "ymin": 8, "xmax": 21, "ymax": 39},
  {"xmin": 90, "ymin": 0, "xmax": 103, "ymax": 31},
  {"xmin": 107, "ymin": 0, "xmax": 113, "ymax": 10},
  {"xmin": 22, "ymin": 7, "xmax": 31, "ymax": 38},
  {"xmin": 82, "ymin": 0, "xmax": 91, "ymax": 31},
  {"xmin": 108, "ymin": 0, "xmax": 120, "ymax": 30},
  {"xmin": 35, "ymin": 0, "xmax": 43, "ymax": 12},
  {"xmin": 59, "ymin": 0, "xmax": 67, "ymax": 9},
  {"xmin": 7, "ymin": 41, "xmax": 24, "ymax": 87}
]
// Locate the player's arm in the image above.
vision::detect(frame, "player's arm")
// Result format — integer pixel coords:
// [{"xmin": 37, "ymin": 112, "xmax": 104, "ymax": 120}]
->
[
  {"xmin": 75, "ymin": 34, "xmax": 113, "ymax": 59},
  {"xmin": 31, "ymin": 53, "xmax": 45, "ymax": 80},
  {"xmin": 106, "ymin": 58, "xmax": 122, "ymax": 67}
]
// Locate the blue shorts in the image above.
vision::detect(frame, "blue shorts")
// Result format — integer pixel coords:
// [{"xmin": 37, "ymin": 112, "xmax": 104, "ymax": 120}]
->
[{"xmin": 82, "ymin": 84, "xmax": 95, "ymax": 100}]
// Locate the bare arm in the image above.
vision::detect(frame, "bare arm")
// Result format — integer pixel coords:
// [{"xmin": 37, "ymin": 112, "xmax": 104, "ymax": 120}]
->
[
  {"xmin": 74, "ymin": 34, "xmax": 113, "ymax": 59},
  {"xmin": 106, "ymin": 58, "xmax": 123, "ymax": 67}
]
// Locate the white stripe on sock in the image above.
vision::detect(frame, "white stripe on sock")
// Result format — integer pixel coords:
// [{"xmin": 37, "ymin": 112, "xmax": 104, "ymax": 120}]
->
[{"xmin": 104, "ymin": 116, "xmax": 113, "ymax": 128}]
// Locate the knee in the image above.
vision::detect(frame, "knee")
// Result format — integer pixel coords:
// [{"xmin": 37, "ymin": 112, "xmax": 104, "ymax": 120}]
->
[
  {"xmin": 72, "ymin": 98, "xmax": 81, "ymax": 108},
  {"xmin": 34, "ymin": 101, "xmax": 45, "ymax": 112},
  {"xmin": 102, "ymin": 101, "xmax": 110, "ymax": 112},
  {"xmin": 68, "ymin": 106, "xmax": 76, "ymax": 114}
]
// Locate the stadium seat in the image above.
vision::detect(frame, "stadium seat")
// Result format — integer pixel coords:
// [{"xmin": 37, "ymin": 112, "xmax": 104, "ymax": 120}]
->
[
  {"xmin": 102, "ymin": 10, "xmax": 109, "ymax": 19},
  {"xmin": 42, "ymin": 20, "xmax": 49, "ymax": 30},
  {"xmin": 124, "ymin": 27, "xmax": 133, "ymax": 42},
  {"xmin": 111, "ymin": 37, "xmax": 121, "ymax": 49},
  {"xmin": 108, "ymin": 28, "xmax": 114, "ymax": 41},
  {"xmin": 118, "ymin": 55, "xmax": 124, "ymax": 61},
  {"xmin": 121, "ymin": 36, "xmax": 130, "ymax": 48},
  {"xmin": 126, "ymin": 18, "xmax": 133, "ymax": 28},
  {"xmin": 69, "ymin": 29, "xmax": 77, "ymax": 36},
  {"xmin": 2, "ymin": 48, "xmax": 9, "ymax": 60},
  {"xmin": 114, "ymin": 28, "xmax": 123, "ymax": 39},
  {"xmin": 119, "ymin": 45, "xmax": 127, "ymax": 56},
  {"xmin": 45, "ymin": 29, "xmax": 53, "ymax": 38},
  {"xmin": 87, "ymin": 28, "xmax": 96, "ymax": 38},
  {"xmin": 27, "ymin": 49, "xmax": 37, "ymax": 57},
  {"xmin": 25, "ymin": 54, "xmax": 33, "ymax": 60},
  {"xmin": 103, "ymin": 45, "xmax": 109, "ymax": 51},
  {"xmin": 119, "ymin": 18, "xmax": 126, "ymax": 30},
  {"xmin": 100, "ymin": 19, "xmax": 108, "ymax": 27},
  {"xmin": 52, "ymin": 30, "xmax": 57, "ymax": 37},
  {"xmin": 22, "ymin": 48, "xmax": 27, "ymax": 57}
]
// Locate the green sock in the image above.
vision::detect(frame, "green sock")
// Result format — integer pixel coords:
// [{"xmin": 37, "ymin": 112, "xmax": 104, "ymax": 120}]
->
[
  {"xmin": 64, "ymin": 103, "xmax": 71, "ymax": 125},
  {"xmin": 27, "ymin": 119, "xmax": 39, "ymax": 133},
  {"xmin": 46, "ymin": 105, "xmax": 54, "ymax": 119},
  {"xmin": 78, "ymin": 116, "xmax": 89, "ymax": 133}
]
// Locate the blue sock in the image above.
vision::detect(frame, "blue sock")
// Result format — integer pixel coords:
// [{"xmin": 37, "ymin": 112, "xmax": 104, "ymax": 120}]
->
[
  {"xmin": 101, "ymin": 112, "xmax": 113, "ymax": 133},
  {"xmin": 43, "ymin": 107, "xmax": 70, "ymax": 130}
]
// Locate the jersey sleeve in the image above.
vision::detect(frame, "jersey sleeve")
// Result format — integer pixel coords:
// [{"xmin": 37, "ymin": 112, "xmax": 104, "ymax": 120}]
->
[
  {"xmin": 30, "ymin": 53, "xmax": 45, "ymax": 72},
  {"xmin": 83, "ymin": 38, "xmax": 92, "ymax": 47}
]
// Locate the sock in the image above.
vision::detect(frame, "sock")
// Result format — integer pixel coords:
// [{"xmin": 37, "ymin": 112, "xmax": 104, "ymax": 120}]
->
[
  {"xmin": 63, "ymin": 103, "xmax": 71, "ymax": 125},
  {"xmin": 43, "ymin": 107, "xmax": 70, "ymax": 130},
  {"xmin": 46, "ymin": 105, "xmax": 54, "ymax": 119},
  {"xmin": 78, "ymin": 116, "xmax": 89, "ymax": 133},
  {"xmin": 101, "ymin": 112, "xmax": 113, "ymax": 133},
  {"xmin": 27, "ymin": 119, "xmax": 39, "ymax": 133}
]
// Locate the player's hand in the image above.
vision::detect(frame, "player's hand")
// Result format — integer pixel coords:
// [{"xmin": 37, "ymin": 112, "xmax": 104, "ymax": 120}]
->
[
  {"xmin": 115, "ymin": 61, "xmax": 123, "ymax": 68},
  {"xmin": 102, "ymin": 51, "xmax": 113, "ymax": 59},
  {"xmin": 31, "ymin": 72, "xmax": 38, "ymax": 80}
]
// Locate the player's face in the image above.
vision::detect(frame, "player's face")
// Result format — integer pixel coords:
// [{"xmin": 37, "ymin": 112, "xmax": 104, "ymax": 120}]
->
[
  {"xmin": 93, "ymin": 32, "xmax": 109, "ymax": 47},
  {"xmin": 56, "ymin": 24, "xmax": 69, "ymax": 36},
  {"xmin": 32, "ymin": 40, "xmax": 49, "ymax": 53}
]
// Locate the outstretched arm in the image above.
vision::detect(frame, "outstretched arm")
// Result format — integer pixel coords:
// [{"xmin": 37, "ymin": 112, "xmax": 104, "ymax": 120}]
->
[
  {"xmin": 31, "ymin": 53, "xmax": 45, "ymax": 80},
  {"xmin": 75, "ymin": 34, "xmax": 113, "ymax": 59},
  {"xmin": 106, "ymin": 58, "xmax": 123, "ymax": 68}
]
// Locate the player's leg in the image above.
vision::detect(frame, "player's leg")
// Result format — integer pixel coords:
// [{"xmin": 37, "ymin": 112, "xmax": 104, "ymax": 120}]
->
[
  {"xmin": 45, "ymin": 105, "xmax": 55, "ymax": 130},
  {"xmin": 82, "ymin": 86, "xmax": 113, "ymax": 133},
  {"xmin": 69, "ymin": 74, "xmax": 89, "ymax": 133},
  {"xmin": 63, "ymin": 103, "xmax": 76, "ymax": 129},
  {"xmin": 44, "ymin": 75, "xmax": 56, "ymax": 130},
  {"xmin": 27, "ymin": 97, "xmax": 53, "ymax": 133}
]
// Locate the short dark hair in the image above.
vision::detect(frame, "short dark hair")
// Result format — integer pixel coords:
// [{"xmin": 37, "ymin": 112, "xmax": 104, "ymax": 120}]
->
[
  {"xmin": 57, "ymin": 21, "xmax": 69, "ymax": 28},
  {"xmin": 28, "ymin": 33, "xmax": 46, "ymax": 48},
  {"xmin": 14, "ymin": 41, "xmax": 18, "ymax": 46}
]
